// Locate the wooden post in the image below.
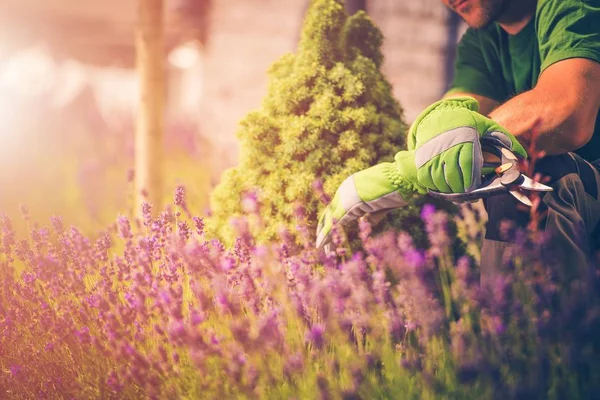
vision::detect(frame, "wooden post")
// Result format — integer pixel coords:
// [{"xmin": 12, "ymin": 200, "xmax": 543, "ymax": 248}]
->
[{"xmin": 136, "ymin": 0, "xmax": 165, "ymax": 216}]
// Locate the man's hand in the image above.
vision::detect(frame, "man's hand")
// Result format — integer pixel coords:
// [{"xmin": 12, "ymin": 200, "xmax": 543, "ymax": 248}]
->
[
  {"xmin": 408, "ymin": 97, "xmax": 527, "ymax": 193},
  {"xmin": 315, "ymin": 151, "xmax": 426, "ymax": 249}
]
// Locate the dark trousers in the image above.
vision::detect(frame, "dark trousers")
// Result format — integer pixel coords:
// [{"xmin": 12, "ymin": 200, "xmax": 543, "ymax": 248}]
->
[{"xmin": 481, "ymin": 153, "xmax": 600, "ymax": 282}]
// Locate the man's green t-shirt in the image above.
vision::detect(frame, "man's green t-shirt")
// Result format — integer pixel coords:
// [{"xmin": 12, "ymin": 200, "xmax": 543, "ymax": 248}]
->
[{"xmin": 447, "ymin": 0, "xmax": 600, "ymax": 162}]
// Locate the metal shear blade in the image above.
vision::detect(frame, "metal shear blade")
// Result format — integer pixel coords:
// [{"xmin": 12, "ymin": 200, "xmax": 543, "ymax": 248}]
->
[
  {"xmin": 519, "ymin": 174, "xmax": 553, "ymax": 191},
  {"xmin": 509, "ymin": 190, "xmax": 533, "ymax": 206}
]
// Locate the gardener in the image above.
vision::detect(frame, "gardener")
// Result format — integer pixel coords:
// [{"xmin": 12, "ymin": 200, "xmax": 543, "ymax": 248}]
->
[{"xmin": 316, "ymin": 0, "xmax": 600, "ymax": 277}]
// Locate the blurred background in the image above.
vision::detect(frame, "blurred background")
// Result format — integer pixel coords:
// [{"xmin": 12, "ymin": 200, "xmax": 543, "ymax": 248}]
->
[{"xmin": 0, "ymin": 0, "xmax": 466, "ymax": 234}]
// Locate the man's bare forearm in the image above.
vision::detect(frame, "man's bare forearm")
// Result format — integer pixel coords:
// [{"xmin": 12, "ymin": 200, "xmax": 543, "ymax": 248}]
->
[
  {"xmin": 445, "ymin": 59, "xmax": 600, "ymax": 156},
  {"xmin": 445, "ymin": 89, "xmax": 580, "ymax": 154},
  {"xmin": 488, "ymin": 88, "xmax": 586, "ymax": 155},
  {"xmin": 490, "ymin": 59, "xmax": 600, "ymax": 155}
]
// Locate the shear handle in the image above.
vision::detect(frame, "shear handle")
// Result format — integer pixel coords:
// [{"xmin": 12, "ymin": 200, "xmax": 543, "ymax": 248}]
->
[{"xmin": 427, "ymin": 176, "xmax": 507, "ymax": 203}]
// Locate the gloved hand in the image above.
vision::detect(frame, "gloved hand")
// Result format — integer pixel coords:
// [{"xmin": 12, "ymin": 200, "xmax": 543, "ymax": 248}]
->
[
  {"xmin": 407, "ymin": 96, "xmax": 527, "ymax": 193},
  {"xmin": 315, "ymin": 151, "xmax": 426, "ymax": 249}
]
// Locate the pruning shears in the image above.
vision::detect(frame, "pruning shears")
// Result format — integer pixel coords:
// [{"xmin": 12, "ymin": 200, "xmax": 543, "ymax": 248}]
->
[{"xmin": 428, "ymin": 144, "xmax": 553, "ymax": 206}]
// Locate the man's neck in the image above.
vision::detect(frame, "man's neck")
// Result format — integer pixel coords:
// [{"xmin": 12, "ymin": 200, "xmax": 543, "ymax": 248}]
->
[{"xmin": 496, "ymin": 0, "xmax": 537, "ymax": 35}]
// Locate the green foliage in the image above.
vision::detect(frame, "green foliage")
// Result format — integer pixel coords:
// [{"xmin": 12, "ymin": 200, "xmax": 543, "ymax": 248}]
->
[{"xmin": 208, "ymin": 0, "xmax": 410, "ymax": 243}]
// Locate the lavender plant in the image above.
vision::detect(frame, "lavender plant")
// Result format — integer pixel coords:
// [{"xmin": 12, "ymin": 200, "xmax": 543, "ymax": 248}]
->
[{"xmin": 1, "ymin": 184, "xmax": 599, "ymax": 399}]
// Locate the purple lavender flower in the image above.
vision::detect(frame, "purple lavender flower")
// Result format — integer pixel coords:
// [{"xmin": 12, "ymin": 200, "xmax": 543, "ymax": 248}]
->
[
  {"xmin": 174, "ymin": 186, "xmax": 186, "ymax": 208},
  {"xmin": 404, "ymin": 249, "xmax": 426, "ymax": 270},
  {"xmin": 455, "ymin": 256, "xmax": 471, "ymax": 282},
  {"xmin": 85, "ymin": 294, "xmax": 100, "ymax": 308},
  {"xmin": 256, "ymin": 310, "xmax": 283, "ymax": 349},
  {"xmin": 317, "ymin": 373, "xmax": 330, "ymax": 400},
  {"xmin": 50, "ymin": 215, "xmax": 64, "ymax": 232},
  {"xmin": 284, "ymin": 351, "xmax": 305, "ymax": 378},
  {"xmin": 420, "ymin": 203, "xmax": 436, "ymax": 222},
  {"xmin": 190, "ymin": 310, "xmax": 205, "ymax": 326},
  {"xmin": 9, "ymin": 364, "xmax": 22, "ymax": 378},
  {"xmin": 423, "ymin": 209, "xmax": 450, "ymax": 256},
  {"xmin": 106, "ymin": 371, "xmax": 124, "ymax": 393},
  {"xmin": 75, "ymin": 326, "xmax": 91, "ymax": 344},
  {"xmin": 21, "ymin": 272, "xmax": 36, "ymax": 284},
  {"xmin": 358, "ymin": 218, "xmax": 372, "ymax": 244},
  {"xmin": 141, "ymin": 202, "xmax": 152, "ymax": 224},
  {"xmin": 117, "ymin": 215, "xmax": 133, "ymax": 240},
  {"xmin": 305, "ymin": 324, "xmax": 325, "ymax": 349},
  {"xmin": 492, "ymin": 316, "xmax": 506, "ymax": 335},
  {"xmin": 178, "ymin": 221, "xmax": 191, "ymax": 241},
  {"xmin": 192, "ymin": 216, "xmax": 205, "ymax": 236}
]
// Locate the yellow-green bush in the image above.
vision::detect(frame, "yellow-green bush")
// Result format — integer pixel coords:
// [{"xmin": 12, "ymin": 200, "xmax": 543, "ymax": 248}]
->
[{"xmin": 208, "ymin": 0, "xmax": 410, "ymax": 243}]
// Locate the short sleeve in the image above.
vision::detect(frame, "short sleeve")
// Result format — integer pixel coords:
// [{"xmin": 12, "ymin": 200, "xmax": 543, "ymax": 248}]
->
[
  {"xmin": 537, "ymin": 0, "xmax": 600, "ymax": 73},
  {"xmin": 446, "ymin": 28, "xmax": 505, "ymax": 102}
]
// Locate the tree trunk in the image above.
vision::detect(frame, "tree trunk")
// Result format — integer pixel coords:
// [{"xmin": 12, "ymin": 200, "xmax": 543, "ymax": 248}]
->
[
  {"xmin": 345, "ymin": 0, "xmax": 366, "ymax": 15},
  {"xmin": 136, "ymin": 0, "xmax": 165, "ymax": 216}
]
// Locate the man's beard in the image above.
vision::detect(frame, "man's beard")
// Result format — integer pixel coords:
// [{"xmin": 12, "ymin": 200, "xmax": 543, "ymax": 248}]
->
[
  {"xmin": 481, "ymin": 0, "xmax": 511, "ymax": 27},
  {"xmin": 458, "ymin": 0, "xmax": 512, "ymax": 29}
]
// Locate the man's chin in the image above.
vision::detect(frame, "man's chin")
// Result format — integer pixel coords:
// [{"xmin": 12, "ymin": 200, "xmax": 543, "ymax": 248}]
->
[
  {"xmin": 465, "ymin": 19, "xmax": 495, "ymax": 29},
  {"xmin": 460, "ymin": 13, "xmax": 495, "ymax": 29},
  {"xmin": 459, "ymin": 0, "xmax": 510, "ymax": 29}
]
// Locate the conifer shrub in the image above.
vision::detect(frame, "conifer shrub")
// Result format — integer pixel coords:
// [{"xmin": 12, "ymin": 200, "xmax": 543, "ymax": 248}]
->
[{"xmin": 208, "ymin": 0, "xmax": 424, "ymax": 244}]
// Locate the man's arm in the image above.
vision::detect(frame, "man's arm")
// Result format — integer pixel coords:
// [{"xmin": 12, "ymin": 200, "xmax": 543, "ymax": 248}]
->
[{"xmin": 488, "ymin": 58, "xmax": 600, "ymax": 155}]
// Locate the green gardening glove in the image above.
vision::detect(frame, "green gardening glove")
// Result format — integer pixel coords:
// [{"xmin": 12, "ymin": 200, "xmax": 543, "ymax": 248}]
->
[
  {"xmin": 316, "ymin": 151, "xmax": 426, "ymax": 249},
  {"xmin": 408, "ymin": 97, "xmax": 528, "ymax": 193}
]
